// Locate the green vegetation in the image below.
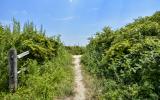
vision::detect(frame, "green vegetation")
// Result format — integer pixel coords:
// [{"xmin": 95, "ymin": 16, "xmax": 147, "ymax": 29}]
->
[
  {"xmin": 82, "ymin": 11, "xmax": 160, "ymax": 99},
  {"xmin": 81, "ymin": 64, "xmax": 103, "ymax": 99},
  {"xmin": 0, "ymin": 19, "xmax": 74, "ymax": 99},
  {"xmin": 65, "ymin": 45, "xmax": 85, "ymax": 55}
]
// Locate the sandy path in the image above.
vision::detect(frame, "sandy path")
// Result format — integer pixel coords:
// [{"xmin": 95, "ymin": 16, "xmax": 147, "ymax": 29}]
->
[{"xmin": 72, "ymin": 55, "xmax": 86, "ymax": 100}]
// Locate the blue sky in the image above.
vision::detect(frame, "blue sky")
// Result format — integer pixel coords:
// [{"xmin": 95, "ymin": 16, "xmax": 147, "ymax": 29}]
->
[{"xmin": 1, "ymin": 0, "xmax": 160, "ymax": 46}]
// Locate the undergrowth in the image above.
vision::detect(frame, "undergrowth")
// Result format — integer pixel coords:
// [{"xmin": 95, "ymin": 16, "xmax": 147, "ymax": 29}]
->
[
  {"xmin": 82, "ymin": 11, "xmax": 160, "ymax": 99},
  {"xmin": 81, "ymin": 64, "xmax": 103, "ymax": 100},
  {"xmin": 65, "ymin": 45, "xmax": 85, "ymax": 55},
  {"xmin": 0, "ymin": 19, "xmax": 74, "ymax": 100}
]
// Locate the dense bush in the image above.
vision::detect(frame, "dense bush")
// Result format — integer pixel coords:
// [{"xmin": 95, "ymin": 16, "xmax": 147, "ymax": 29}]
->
[
  {"xmin": 65, "ymin": 45, "xmax": 85, "ymax": 55},
  {"xmin": 0, "ymin": 19, "xmax": 74, "ymax": 99},
  {"xmin": 82, "ymin": 11, "xmax": 160, "ymax": 99}
]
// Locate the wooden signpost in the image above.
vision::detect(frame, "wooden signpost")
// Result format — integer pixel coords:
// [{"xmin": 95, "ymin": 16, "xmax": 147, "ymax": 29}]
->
[
  {"xmin": 8, "ymin": 48, "xmax": 29, "ymax": 92},
  {"xmin": 8, "ymin": 48, "xmax": 17, "ymax": 92}
]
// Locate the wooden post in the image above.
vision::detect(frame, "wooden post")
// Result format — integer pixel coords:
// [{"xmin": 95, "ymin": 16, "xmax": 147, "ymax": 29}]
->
[{"xmin": 8, "ymin": 48, "xmax": 17, "ymax": 92}]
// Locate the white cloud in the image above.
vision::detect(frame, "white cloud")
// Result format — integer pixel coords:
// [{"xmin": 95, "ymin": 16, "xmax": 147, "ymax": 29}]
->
[
  {"xmin": 69, "ymin": 0, "xmax": 73, "ymax": 3},
  {"xmin": 53, "ymin": 16, "xmax": 74, "ymax": 21},
  {"xmin": 11, "ymin": 10, "xmax": 28, "ymax": 16}
]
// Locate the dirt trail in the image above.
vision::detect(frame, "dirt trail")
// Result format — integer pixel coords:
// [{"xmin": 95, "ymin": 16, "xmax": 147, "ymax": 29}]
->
[{"xmin": 72, "ymin": 55, "xmax": 86, "ymax": 100}]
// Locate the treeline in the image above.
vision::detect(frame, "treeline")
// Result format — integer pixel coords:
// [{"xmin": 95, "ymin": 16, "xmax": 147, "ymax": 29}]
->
[
  {"xmin": 65, "ymin": 45, "xmax": 85, "ymax": 55},
  {"xmin": 0, "ymin": 19, "xmax": 74, "ymax": 99},
  {"xmin": 82, "ymin": 11, "xmax": 160, "ymax": 99}
]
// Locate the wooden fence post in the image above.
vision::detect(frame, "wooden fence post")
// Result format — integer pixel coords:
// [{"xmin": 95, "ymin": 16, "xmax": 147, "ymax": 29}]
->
[{"xmin": 8, "ymin": 48, "xmax": 17, "ymax": 92}]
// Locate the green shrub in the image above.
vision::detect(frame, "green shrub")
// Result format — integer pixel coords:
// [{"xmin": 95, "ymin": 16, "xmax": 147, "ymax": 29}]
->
[
  {"xmin": 0, "ymin": 19, "xmax": 74, "ymax": 99},
  {"xmin": 82, "ymin": 11, "xmax": 160, "ymax": 99},
  {"xmin": 65, "ymin": 45, "xmax": 85, "ymax": 55}
]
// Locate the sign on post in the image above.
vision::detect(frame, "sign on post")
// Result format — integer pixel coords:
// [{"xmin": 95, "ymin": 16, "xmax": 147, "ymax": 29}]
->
[{"xmin": 17, "ymin": 51, "xmax": 29, "ymax": 59}]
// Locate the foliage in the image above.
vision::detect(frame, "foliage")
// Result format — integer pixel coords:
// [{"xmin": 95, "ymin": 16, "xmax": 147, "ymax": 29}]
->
[
  {"xmin": 65, "ymin": 45, "xmax": 85, "ymax": 55},
  {"xmin": 0, "ymin": 19, "xmax": 74, "ymax": 99},
  {"xmin": 82, "ymin": 11, "xmax": 160, "ymax": 99}
]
